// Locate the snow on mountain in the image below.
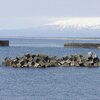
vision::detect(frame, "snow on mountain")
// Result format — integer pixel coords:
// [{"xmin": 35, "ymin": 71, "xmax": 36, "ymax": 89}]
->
[
  {"xmin": 1, "ymin": 18, "xmax": 100, "ymax": 37},
  {"xmin": 45, "ymin": 17, "xmax": 100, "ymax": 30}
]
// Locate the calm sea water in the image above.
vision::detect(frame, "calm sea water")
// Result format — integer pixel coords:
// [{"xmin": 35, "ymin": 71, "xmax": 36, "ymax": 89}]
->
[{"xmin": 0, "ymin": 38, "xmax": 100, "ymax": 100}]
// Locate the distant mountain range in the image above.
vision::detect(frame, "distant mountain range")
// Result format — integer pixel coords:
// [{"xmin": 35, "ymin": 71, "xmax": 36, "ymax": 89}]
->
[
  {"xmin": 46, "ymin": 18, "xmax": 100, "ymax": 30},
  {"xmin": 0, "ymin": 18, "xmax": 100, "ymax": 38}
]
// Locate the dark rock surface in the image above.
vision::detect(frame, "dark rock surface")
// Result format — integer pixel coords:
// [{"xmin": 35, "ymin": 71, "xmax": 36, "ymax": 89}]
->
[
  {"xmin": 0, "ymin": 40, "xmax": 9, "ymax": 46},
  {"xmin": 2, "ymin": 52, "xmax": 100, "ymax": 68}
]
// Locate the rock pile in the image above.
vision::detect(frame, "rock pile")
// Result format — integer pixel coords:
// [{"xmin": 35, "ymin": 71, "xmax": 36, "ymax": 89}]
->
[
  {"xmin": 3, "ymin": 54, "xmax": 59, "ymax": 68},
  {"xmin": 2, "ymin": 52, "xmax": 100, "ymax": 68}
]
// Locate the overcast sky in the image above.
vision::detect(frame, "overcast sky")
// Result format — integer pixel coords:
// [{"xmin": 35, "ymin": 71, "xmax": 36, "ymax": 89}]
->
[
  {"xmin": 0, "ymin": 0, "xmax": 100, "ymax": 17},
  {"xmin": 0, "ymin": 0, "xmax": 100, "ymax": 29},
  {"xmin": 0, "ymin": 0, "xmax": 100, "ymax": 31}
]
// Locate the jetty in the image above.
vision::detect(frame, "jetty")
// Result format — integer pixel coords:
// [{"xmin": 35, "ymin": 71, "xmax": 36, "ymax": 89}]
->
[
  {"xmin": 64, "ymin": 43, "xmax": 100, "ymax": 49},
  {"xmin": 0, "ymin": 40, "xmax": 9, "ymax": 46},
  {"xmin": 2, "ymin": 52, "xmax": 100, "ymax": 68}
]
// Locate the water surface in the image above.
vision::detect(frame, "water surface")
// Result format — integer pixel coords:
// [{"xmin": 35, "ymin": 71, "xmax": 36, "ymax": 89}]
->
[{"xmin": 0, "ymin": 38, "xmax": 100, "ymax": 100}]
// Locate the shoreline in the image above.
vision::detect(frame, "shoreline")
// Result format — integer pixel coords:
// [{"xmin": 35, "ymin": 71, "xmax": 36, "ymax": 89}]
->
[{"xmin": 1, "ymin": 37, "xmax": 100, "ymax": 40}]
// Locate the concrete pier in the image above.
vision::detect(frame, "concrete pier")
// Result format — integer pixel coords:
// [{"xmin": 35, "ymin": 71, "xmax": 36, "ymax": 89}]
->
[
  {"xmin": 64, "ymin": 43, "xmax": 100, "ymax": 49},
  {"xmin": 0, "ymin": 40, "xmax": 9, "ymax": 46}
]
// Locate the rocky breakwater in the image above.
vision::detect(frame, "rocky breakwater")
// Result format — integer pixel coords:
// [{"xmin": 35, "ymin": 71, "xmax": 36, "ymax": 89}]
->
[
  {"xmin": 0, "ymin": 40, "xmax": 9, "ymax": 46},
  {"xmin": 3, "ymin": 54, "xmax": 59, "ymax": 68},
  {"xmin": 2, "ymin": 52, "xmax": 100, "ymax": 68},
  {"xmin": 64, "ymin": 43, "xmax": 100, "ymax": 49}
]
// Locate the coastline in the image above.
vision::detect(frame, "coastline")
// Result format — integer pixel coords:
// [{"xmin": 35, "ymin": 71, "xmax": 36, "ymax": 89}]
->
[{"xmin": 1, "ymin": 37, "xmax": 100, "ymax": 40}]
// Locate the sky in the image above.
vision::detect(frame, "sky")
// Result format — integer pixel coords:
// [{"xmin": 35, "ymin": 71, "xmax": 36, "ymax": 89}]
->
[
  {"xmin": 0, "ymin": 0, "xmax": 100, "ymax": 17},
  {"xmin": 0, "ymin": 0, "xmax": 100, "ymax": 37}
]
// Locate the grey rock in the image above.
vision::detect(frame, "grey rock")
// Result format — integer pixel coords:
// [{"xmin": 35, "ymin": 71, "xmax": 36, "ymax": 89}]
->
[
  {"xmin": 4, "ymin": 57, "xmax": 12, "ymax": 66},
  {"xmin": 62, "ymin": 62, "xmax": 70, "ymax": 67},
  {"xmin": 3, "ymin": 52, "xmax": 100, "ymax": 68},
  {"xmin": 34, "ymin": 63, "xmax": 39, "ymax": 68},
  {"xmin": 70, "ymin": 61, "xmax": 75, "ymax": 66}
]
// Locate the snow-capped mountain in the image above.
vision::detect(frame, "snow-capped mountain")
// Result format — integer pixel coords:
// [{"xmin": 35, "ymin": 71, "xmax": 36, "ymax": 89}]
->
[
  {"xmin": 0, "ymin": 18, "xmax": 100, "ymax": 38},
  {"xmin": 45, "ymin": 17, "xmax": 100, "ymax": 30}
]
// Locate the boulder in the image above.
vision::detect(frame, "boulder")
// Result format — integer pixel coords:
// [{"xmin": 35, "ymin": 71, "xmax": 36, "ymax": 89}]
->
[
  {"xmin": 3, "ymin": 57, "xmax": 12, "ymax": 66},
  {"xmin": 16, "ymin": 63, "xmax": 21, "ymax": 68},
  {"xmin": 60, "ymin": 61, "xmax": 66, "ymax": 65},
  {"xmin": 34, "ymin": 63, "xmax": 39, "ymax": 68},
  {"xmin": 74, "ymin": 62, "xmax": 80, "ymax": 67},
  {"xmin": 66, "ymin": 59, "xmax": 71, "ymax": 64},
  {"xmin": 70, "ymin": 61, "xmax": 75, "ymax": 66},
  {"xmin": 61, "ymin": 62, "xmax": 70, "ymax": 67}
]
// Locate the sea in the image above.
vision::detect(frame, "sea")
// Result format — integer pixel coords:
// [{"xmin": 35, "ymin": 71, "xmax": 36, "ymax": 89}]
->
[{"xmin": 0, "ymin": 37, "xmax": 100, "ymax": 100}]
